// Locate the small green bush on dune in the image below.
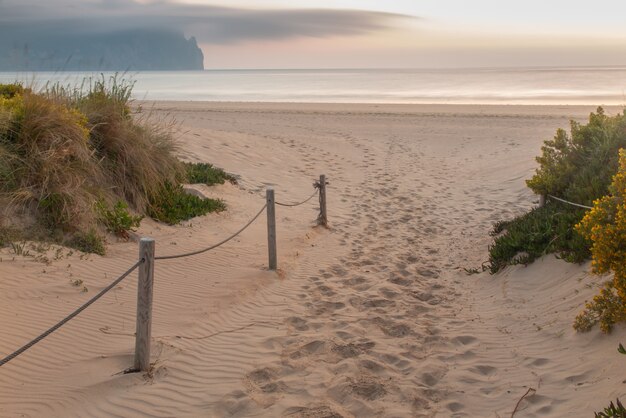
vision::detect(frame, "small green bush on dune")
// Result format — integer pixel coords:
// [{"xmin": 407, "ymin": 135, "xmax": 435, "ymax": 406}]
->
[
  {"xmin": 97, "ymin": 200, "xmax": 143, "ymax": 239},
  {"xmin": 526, "ymin": 107, "xmax": 626, "ymax": 207},
  {"xmin": 488, "ymin": 108, "xmax": 626, "ymax": 273}
]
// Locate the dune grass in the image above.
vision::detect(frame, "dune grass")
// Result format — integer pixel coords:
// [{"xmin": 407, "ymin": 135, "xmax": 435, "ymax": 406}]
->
[{"xmin": 0, "ymin": 76, "xmax": 227, "ymax": 254}]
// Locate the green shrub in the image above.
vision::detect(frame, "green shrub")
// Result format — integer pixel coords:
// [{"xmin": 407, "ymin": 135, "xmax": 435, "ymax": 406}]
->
[
  {"xmin": 65, "ymin": 230, "xmax": 106, "ymax": 255},
  {"xmin": 148, "ymin": 182, "xmax": 225, "ymax": 225},
  {"xmin": 488, "ymin": 108, "xmax": 626, "ymax": 272},
  {"xmin": 184, "ymin": 162, "xmax": 237, "ymax": 186},
  {"xmin": 527, "ymin": 107, "xmax": 626, "ymax": 206},
  {"xmin": 488, "ymin": 204, "xmax": 589, "ymax": 273},
  {"xmin": 97, "ymin": 200, "xmax": 143, "ymax": 239}
]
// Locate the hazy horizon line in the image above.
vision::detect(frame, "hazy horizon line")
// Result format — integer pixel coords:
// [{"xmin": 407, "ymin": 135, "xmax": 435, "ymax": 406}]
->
[{"xmin": 3, "ymin": 64, "xmax": 626, "ymax": 73}]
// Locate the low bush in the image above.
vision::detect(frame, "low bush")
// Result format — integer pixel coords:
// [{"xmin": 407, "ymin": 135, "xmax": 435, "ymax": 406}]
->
[
  {"xmin": 148, "ymin": 182, "xmax": 225, "ymax": 225},
  {"xmin": 526, "ymin": 107, "xmax": 626, "ymax": 206},
  {"xmin": 184, "ymin": 162, "xmax": 237, "ymax": 186}
]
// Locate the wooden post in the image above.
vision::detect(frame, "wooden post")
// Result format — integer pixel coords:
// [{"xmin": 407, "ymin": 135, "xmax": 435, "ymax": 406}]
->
[
  {"xmin": 266, "ymin": 188, "xmax": 277, "ymax": 270},
  {"xmin": 539, "ymin": 194, "xmax": 546, "ymax": 208},
  {"xmin": 319, "ymin": 174, "xmax": 328, "ymax": 227},
  {"xmin": 134, "ymin": 237, "xmax": 155, "ymax": 372}
]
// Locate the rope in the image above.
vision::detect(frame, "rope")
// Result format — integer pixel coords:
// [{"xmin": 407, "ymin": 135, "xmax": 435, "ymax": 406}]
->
[
  {"xmin": 155, "ymin": 203, "xmax": 267, "ymax": 260},
  {"xmin": 0, "ymin": 259, "xmax": 143, "ymax": 367},
  {"xmin": 275, "ymin": 189, "xmax": 319, "ymax": 207},
  {"xmin": 547, "ymin": 194, "xmax": 593, "ymax": 210}
]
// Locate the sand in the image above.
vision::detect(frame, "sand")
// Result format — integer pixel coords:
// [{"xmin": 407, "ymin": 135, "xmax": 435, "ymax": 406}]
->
[{"xmin": 0, "ymin": 102, "xmax": 624, "ymax": 417}]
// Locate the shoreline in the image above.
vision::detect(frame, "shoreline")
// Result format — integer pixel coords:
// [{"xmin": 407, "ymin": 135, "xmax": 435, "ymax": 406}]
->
[{"xmin": 140, "ymin": 100, "xmax": 623, "ymax": 120}]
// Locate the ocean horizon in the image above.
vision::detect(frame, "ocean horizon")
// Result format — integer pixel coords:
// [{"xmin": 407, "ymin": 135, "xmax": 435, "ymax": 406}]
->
[{"xmin": 1, "ymin": 66, "xmax": 626, "ymax": 105}]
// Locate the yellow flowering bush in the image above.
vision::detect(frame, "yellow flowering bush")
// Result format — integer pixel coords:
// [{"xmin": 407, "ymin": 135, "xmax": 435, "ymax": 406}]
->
[{"xmin": 574, "ymin": 148, "xmax": 626, "ymax": 333}]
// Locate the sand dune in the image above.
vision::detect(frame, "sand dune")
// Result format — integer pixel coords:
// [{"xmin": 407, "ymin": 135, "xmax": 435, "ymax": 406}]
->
[{"xmin": 0, "ymin": 103, "xmax": 623, "ymax": 417}]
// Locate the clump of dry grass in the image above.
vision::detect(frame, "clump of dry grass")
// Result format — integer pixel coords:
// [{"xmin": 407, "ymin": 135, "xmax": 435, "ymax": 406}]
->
[
  {"xmin": 72, "ymin": 76, "xmax": 182, "ymax": 211},
  {"xmin": 0, "ymin": 76, "xmax": 217, "ymax": 254},
  {"xmin": 1, "ymin": 88, "xmax": 101, "ymax": 233}
]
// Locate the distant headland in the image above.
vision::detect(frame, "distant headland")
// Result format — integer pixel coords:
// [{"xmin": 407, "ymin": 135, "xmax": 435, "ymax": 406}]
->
[{"xmin": 0, "ymin": 29, "xmax": 204, "ymax": 71}]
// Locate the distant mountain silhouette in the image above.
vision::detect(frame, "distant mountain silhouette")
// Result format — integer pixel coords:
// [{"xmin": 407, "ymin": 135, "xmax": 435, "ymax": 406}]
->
[{"xmin": 0, "ymin": 28, "xmax": 204, "ymax": 71}]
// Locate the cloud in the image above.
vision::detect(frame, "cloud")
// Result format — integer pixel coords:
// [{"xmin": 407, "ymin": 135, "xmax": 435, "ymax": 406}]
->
[{"xmin": 0, "ymin": 0, "xmax": 415, "ymax": 44}]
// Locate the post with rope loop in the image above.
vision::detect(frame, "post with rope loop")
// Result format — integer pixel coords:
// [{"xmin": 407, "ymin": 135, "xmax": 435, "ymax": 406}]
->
[
  {"xmin": 318, "ymin": 174, "xmax": 328, "ymax": 227},
  {"xmin": 135, "ymin": 237, "xmax": 155, "ymax": 372},
  {"xmin": 266, "ymin": 188, "xmax": 277, "ymax": 270}
]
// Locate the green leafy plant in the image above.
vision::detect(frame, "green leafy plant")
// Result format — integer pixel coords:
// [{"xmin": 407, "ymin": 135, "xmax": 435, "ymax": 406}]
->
[
  {"xmin": 527, "ymin": 107, "xmax": 626, "ymax": 206},
  {"xmin": 183, "ymin": 162, "xmax": 237, "ymax": 186},
  {"xmin": 148, "ymin": 182, "xmax": 226, "ymax": 225},
  {"xmin": 97, "ymin": 200, "xmax": 143, "ymax": 239}
]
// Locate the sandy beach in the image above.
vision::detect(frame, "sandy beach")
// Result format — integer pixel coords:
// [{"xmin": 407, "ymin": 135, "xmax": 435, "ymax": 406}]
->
[{"xmin": 1, "ymin": 102, "xmax": 624, "ymax": 417}]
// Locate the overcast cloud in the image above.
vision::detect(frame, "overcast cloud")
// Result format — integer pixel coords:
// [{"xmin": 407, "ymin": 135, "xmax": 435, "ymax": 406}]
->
[{"xmin": 0, "ymin": 0, "xmax": 413, "ymax": 44}]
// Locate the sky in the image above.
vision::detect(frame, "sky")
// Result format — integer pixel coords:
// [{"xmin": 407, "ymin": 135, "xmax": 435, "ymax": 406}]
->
[{"xmin": 2, "ymin": 0, "xmax": 626, "ymax": 69}]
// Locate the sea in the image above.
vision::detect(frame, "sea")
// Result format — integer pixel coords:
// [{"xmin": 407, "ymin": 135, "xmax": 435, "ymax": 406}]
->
[{"xmin": 1, "ymin": 67, "xmax": 626, "ymax": 105}]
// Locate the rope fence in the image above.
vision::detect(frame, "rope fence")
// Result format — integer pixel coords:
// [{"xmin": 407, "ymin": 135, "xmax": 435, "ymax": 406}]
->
[
  {"xmin": 0, "ymin": 174, "xmax": 329, "ymax": 371},
  {"xmin": 546, "ymin": 194, "xmax": 594, "ymax": 210},
  {"xmin": 155, "ymin": 203, "xmax": 268, "ymax": 261},
  {"xmin": 538, "ymin": 193, "xmax": 594, "ymax": 210},
  {"xmin": 0, "ymin": 259, "xmax": 143, "ymax": 367},
  {"xmin": 275, "ymin": 189, "xmax": 318, "ymax": 207}
]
